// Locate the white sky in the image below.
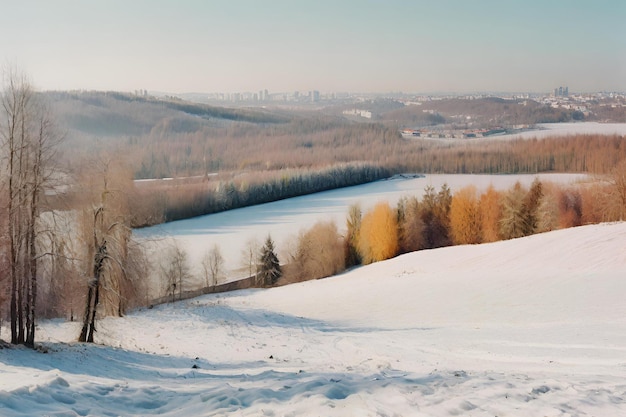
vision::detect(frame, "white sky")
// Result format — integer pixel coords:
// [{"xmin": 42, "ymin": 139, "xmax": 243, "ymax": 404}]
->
[{"xmin": 1, "ymin": 0, "xmax": 624, "ymax": 94}]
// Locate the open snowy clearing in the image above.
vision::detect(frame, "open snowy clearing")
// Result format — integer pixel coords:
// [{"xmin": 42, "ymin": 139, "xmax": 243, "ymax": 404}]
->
[{"xmin": 2, "ymin": 222, "xmax": 626, "ymax": 416}]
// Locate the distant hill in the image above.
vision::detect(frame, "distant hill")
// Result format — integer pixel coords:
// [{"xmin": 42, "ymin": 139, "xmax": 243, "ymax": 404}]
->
[{"xmin": 45, "ymin": 90, "xmax": 290, "ymax": 140}]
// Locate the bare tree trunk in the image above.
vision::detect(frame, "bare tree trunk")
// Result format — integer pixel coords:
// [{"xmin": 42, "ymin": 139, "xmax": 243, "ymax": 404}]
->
[
  {"xmin": 79, "ymin": 285, "xmax": 94, "ymax": 342},
  {"xmin": 79, "ymin": 239, "xmax": 106, "ymax": 343},
  {"xmin": 87, "ymin": 281, "xmax": 100, "ymax": 343}
]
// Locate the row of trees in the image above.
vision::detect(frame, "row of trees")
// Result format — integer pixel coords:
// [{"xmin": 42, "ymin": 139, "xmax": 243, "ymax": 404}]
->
[
  {"xmin": 131, "ymin": 164, "xmax": 391, "ymax": 226},
  {"xmin": 126, "ymin": 133, "xmax": 626, "ymax": 227},
  {"xmin": 158, "ymin": 236, "xmax": 281, "ymax": 304},
  {"xmin": 279, "ymin": 165, "xmax": 626, "ymax": 284}
]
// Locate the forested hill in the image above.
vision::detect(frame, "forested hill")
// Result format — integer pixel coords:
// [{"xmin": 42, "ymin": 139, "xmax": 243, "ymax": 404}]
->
[
  {"xmin": 45, "ymin": 90, "xmax": 290, "ymax": 140},
  {"xmin": 43, "ymin": 90, "xmax": 399, "ymax": 181},
  {"xmin": 43, "ymin": 90, "xmax": 626, "ymax": 185}
]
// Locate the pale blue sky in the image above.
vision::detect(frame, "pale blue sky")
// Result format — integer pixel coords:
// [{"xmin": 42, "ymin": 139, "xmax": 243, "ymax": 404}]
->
[{"xmin": 1, "ymin": 0, "xmax": 624, "ymax": 93}]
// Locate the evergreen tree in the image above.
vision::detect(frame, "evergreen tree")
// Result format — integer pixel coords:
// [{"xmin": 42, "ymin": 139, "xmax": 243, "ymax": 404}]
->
[{"xmin": 258, "ymin": 235, "xmax": 281, "ymax": 286}]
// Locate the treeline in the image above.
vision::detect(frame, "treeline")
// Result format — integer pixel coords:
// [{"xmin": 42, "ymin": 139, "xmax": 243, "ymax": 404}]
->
[
  {"xmin": 278, "ymin": 162, "xmax": 626, "ymax": 284},
  {"xmin": 131, "ymin": 163, "xmax": 391, "ymax": 226},
  {"xmin": 400, "ymin": 134, "xmax": 626, "ymax": 175},
  {"xmin": 126, "ymin": 133, "xmax": 626, "ymax": 227}
]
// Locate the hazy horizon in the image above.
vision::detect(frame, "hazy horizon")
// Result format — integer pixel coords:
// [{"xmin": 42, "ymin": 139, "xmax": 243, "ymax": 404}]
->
[{"xmin": 2, "ymin": 0, "xmax": 624, "ymax": 94}]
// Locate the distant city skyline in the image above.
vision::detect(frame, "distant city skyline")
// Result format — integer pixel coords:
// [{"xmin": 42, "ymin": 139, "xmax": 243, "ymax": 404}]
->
[{"xmin": 1, "ymin": 0, "xmax": 624, "ymax": 94}]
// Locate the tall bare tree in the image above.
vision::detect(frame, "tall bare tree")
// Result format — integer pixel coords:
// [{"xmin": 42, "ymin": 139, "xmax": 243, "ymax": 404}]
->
[
  {"xmin": 77, "ymin": 156, "xmax": 138, "ymax": 343},
  {"xmin": 1, "ymin": 68, "xmax": 61, "ymax": 347}
]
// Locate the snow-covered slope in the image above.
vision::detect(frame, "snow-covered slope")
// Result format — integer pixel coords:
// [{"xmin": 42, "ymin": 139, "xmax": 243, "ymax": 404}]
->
[{"xmin": 2, "ymin": 223, "xmax": 626, "ymax": 416}]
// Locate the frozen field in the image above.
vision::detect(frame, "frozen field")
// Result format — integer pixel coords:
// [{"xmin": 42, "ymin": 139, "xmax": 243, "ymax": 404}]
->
[
  {"xmin": 501, "ymin": 122, "xmax": 626, "ymax": 140},
  {"xmin": 1, "ymin": 222, "xmax": 625, "ymax": 416}
]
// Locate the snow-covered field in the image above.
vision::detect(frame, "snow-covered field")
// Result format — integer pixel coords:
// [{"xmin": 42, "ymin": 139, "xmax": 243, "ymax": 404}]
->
[
  {"xmin": 135, "ymin": 173, "xmax": 589, "ymax": 281},
  {"xmin": 2, "ymin": 222, "xmax": 626, "ymax": 416},
  {"xmin": 499, "ymin": 122, "xmax": 626, "ymax": 140}
]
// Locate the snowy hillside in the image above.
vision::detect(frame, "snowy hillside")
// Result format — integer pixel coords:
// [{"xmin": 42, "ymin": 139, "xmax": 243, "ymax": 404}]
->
[{"xmin": 2, "ymin": 222, "xmax": 626, "ymax": 416}]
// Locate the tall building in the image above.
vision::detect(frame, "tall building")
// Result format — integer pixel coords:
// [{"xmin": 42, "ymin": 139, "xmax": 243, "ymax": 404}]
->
[{"xmin": 554, "ymin": 86, "xmax": 569, "ymax": 97}]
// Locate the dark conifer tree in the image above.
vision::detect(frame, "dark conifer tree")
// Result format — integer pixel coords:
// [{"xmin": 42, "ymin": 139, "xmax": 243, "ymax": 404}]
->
[{"xmin": 258, "ymin": 235, "xmax": 281, "ymax": 286}]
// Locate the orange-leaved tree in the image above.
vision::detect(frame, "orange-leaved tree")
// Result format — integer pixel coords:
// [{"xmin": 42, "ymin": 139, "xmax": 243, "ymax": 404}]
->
[
  {"xmin": 358, "ymin": 202, "xmax": 399, "ymax": 264},
  {"xmin": 479, "ymin": 185, "xmax": 502, "ymax": 242},
  {"xmin": 450, "ymin": 186, "xmax": 482, "ymax": 245}
]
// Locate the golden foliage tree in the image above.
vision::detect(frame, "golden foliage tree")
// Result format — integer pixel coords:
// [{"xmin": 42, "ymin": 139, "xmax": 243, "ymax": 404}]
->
[
  {"xmin": 358, "ymin": 202, "xmax": 399, "ymax": 264},
  {"xmin": 479, "ymin": 185, "xmax": 502, "ymax": 242},
  {"xmin": 450, "ymin": 186, "xmax": 482, "ymax": 245}
]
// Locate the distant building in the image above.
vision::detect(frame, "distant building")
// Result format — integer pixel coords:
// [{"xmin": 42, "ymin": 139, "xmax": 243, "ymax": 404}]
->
[
  {"xmin": 554, "ymin": 86, "xmax": 569, "ymax": 97},
  {"xmin": 343, "ymin": 109, "xmax": 372, "ymax": 119}
]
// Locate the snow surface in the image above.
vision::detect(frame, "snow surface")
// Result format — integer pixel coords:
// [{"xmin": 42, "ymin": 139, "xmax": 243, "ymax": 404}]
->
[
  {"xmin": 498, "ymin": 122, "xmax": 626, "ymax": 140},
  {"xmin": 2, "ymin": 222, "xmax": 626, "ymax": 416}
]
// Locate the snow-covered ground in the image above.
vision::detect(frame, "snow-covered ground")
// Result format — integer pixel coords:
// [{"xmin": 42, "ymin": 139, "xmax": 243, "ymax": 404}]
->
[
  {"xmin": 499, "ymin": 122, "xmax": 626, "ymax": 140},
  {"xmin": 135, "ymin": 173, "xmax": 589, "ymax": 281},
  {"xmin": 2, "ymin": 222, "xmax": 626, "ymax": 416}
]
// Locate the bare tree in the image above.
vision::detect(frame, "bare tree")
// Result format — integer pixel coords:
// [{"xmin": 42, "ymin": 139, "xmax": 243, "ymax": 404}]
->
[
  {"xmin": 161, "ymin": 242, "xmax": 191, "ymax": 303},
  {"xmin": 201, "ymin": 244, "xmax": 224, "ymax": 288},
  {"xmin": 240, "ymin": 237, "xmax": 259, "ymax": 280},
  {"xmin": 0, "ymin": 68, "xmax": 61, "ymax": 347},
  {"xmin": 77, "ymin": 155, "xmax": 138, "ymax": 343}
]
